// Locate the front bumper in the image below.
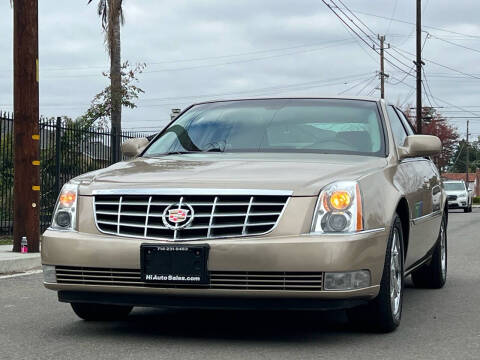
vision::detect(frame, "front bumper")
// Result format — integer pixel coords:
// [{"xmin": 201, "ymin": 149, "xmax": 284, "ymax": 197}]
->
[
  {"xmin": 41, "ymin": 228, "xmax": 388, "ymax": 305},
  {"xmin": 448, "ymin": 199, "xmax": 467, "ymax": 208}
]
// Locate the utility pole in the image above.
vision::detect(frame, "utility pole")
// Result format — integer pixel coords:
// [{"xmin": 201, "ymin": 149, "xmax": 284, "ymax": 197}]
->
[
  {"xmin": 13, "ymin": 0, "xmax": 40, "ymax": 253},
  {"xmin": 415, "ymin": 0, "xmax": 424, "ymax": 134},
  {"xmin": 466, "ymin": 120, "xmax": 470, "ymax": 186},
  {"xmin": 377, "ymin": 35, "xmax": 390, "ymax": 99}
]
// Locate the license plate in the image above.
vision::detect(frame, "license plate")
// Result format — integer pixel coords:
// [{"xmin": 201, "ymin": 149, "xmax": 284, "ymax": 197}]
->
[{"xmin": 140, "ymin": 244, "xmax": 209, "ymax": 284}]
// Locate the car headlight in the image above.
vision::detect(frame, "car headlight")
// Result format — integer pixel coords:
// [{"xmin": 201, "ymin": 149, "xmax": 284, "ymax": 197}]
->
[
  {"xmin": 311, "ymin": 181, "xmax": 363, "ymax": 234},
  {"xmin": 50, "ymin": 183, "xmax": 78, "ymax": 231},
  {"xmin": 458, "ymin": 194, "xmax": 467, "ymax": 199}
]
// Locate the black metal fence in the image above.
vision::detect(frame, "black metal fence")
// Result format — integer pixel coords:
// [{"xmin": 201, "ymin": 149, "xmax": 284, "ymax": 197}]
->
[{"xmin": 0, "ymin": 112, "xmax": 154, "ymax": 235}]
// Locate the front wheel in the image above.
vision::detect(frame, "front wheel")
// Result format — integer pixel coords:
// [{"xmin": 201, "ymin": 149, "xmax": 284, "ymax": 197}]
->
[
  {"xmin": 71, "ymin": 303, "xmax": 133, "ymax": 321},
  {"xmin": 411, "ymin": 213, "xmax": 447, "ymax": 289},
  {"xmin": 347, "ymin": 214, "xmax": 404, "ymax": 333}
]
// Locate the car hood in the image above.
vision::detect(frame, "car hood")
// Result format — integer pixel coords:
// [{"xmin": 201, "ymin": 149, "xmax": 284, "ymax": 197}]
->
[{"xmin": 75, "ymin": 153, "xmax": 387, "ymax": 197}]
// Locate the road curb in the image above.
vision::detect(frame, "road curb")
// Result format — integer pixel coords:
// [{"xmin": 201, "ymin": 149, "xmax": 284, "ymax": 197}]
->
[{"xmin": 0, "ymin": 245, "xmax": 41, "ymax": 274}]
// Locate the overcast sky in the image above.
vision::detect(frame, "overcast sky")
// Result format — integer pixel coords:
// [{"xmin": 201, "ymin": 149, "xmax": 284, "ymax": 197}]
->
[{"xmin": 0, "ymin": 0, "xmax": 479, "ymax": 138}]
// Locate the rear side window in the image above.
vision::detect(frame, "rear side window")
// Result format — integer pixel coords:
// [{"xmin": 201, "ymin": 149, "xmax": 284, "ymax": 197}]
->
[
  {"xmin": 387, "ymin": 106, "xmax": 408, "ymax": 147},
  {"xmin": 395, "ymin": 109, "xmax": 415, "ymax": 135}
]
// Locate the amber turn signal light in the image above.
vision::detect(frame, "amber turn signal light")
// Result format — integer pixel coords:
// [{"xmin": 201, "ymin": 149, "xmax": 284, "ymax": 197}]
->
[
  {"xmin": 59, "ymin": 191, "xmax": 76, "ymax": 207},
  {"xmin": 329, "ymin": 191, "xmax": 351, "ymax": 210}
]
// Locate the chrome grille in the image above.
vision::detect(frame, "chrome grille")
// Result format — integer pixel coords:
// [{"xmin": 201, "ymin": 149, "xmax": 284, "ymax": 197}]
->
[
  {"xmin": 56, "ymin": 266, "xmax": 323, "ymax": 291},
  {"xmin": 94, "ymin": 191, "xmax": 289, "ymax": 241},
  {"xmin": 447, "ymin": 195, "xmax": 457, "ymax": 201}
]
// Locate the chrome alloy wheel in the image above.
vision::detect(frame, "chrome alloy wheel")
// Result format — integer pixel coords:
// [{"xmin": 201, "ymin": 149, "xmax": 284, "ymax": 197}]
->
[
  {"xmin": 390, "ymin": 228, "xmax": 402, "ymax": 319},
  {"xmin": 440, "ymin": 221, "xmax": 447, "ymax": 281}
]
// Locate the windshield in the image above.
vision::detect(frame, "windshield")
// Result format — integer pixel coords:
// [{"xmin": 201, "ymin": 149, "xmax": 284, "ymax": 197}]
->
[
  {"xmin": 144, "ymin": 99, "xmax": 385, "ymax": 157},
  {"xmin": 444, "ymin": 182, "xmax": 465, "ymax": 191}
]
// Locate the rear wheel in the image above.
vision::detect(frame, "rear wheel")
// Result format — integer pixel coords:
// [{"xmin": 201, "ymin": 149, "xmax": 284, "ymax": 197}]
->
[
  {"xmin": 347, "ymin": 214, "xmax": 404, "ymax": 333},
  {"xmin": 71, "ymin": 303, "xmax": 133, "ymax": 321},
  {"xmin": 411, "ymin": 213, "xmax": 447, "ymax": 289}
]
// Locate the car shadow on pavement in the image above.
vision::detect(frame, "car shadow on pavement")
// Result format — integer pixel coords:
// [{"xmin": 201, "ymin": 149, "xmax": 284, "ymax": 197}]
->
[{"xmin": 52, "ymin": 306, "xmax": 393, "ymax": 343}]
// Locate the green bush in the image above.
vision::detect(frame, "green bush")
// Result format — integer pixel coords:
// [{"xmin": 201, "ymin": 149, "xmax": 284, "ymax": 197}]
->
[{"xmin": 473, "ymin": 197, "xmax": 480, "ymax": 204}]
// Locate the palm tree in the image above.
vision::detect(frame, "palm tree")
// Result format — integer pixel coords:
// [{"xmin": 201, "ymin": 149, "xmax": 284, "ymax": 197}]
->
[{"xmin": 88, "ymin": 0, "xmax": 124, "ymax": 162}]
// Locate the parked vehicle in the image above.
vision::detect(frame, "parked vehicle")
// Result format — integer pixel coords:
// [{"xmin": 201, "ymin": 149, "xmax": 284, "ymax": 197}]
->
[
  {"xmin": 41, "ymin": 97, "xmax": 446, "ymax": 333},
  {"xmin": 444, "ymin": 180, "xmax": 473, "ymax": 213}
]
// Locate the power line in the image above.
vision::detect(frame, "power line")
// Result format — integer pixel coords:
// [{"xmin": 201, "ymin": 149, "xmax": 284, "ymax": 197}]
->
[
  {"xmin": 321, "ymin": 0, "xmax": 415, "ymax": 78},
  {"xmin": 429, "ymin": 34, "xmax": 480, "ymax": 54},
  {"xmin": 391, "ymin": 45, "xmax": 480, "ymax": 81},
  {"xmin": 0, "ymin": 40, "xmax": 357, "ymax": 79},
  {"xmin": 356, "ymin": 76, "xmax": 378, "ymax": 95},
  {"xmin": 0, "ymin": 38, "xmax": 356, "ymax": 73},
  {"xmin": 337, "ymin": 74, "xmax": 378, "ymax": 94},
  {"xmin": 388, "ymin": 34, "xmax": 429, "ymax": 86},
  {"xmin": 422, "ymin": 67, "xmax": 441, "ymax": 108},
  {"xmin": 350, "ymin": 8, "xmax": 480, "ymax": 39},
  {"xmin": 331, "ymin": 0, "xmax": 416, "ymax": 73},
  {"xmin": 2, "ymin": 72, "xmax": 375, "ymax": 109},
  {"xmin": 389, "ymin": 74, "xmax": 480, "ymax": 118},
  {"xmin": 366, "ymin": 82, "xmax": 380, "ymax": 96},
  {"xmin": 385, "ymin": 0, "xmax": 399, "ymax": 36}
]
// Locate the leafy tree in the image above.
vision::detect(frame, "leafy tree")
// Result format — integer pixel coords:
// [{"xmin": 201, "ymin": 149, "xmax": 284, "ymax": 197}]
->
[
  {"xmin": 448, "ymin": 138, "xmax": 480, "ymax": 173},
  {"xmin": 81, "ymin": 61, "xmax": 146, "ymax": 129},
  {"xmin": 403, "ymin": 106, "xmax": 460, "ymax": 173},
  {"xmin": 88, "ymin": 0, "xmax": 124, "ymax": 162}
]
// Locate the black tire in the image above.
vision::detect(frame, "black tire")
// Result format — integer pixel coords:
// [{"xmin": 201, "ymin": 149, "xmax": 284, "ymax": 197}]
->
[
  {"xmin": 71, "ymin": 303, "xmax": 133, "ymax": 321},
  {"xmin": 411, "ymin": 213, "xmax": 447, "ymax": 289},
  {"xmin": 464, "ymin": 207, "xmax": 468, "ymax": 213},
  {"xmin": 347, "ymin": 214, "xmax": 404, "ymax": 333}
]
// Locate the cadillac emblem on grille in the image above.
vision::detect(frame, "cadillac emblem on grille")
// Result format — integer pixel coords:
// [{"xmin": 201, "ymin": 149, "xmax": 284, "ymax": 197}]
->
[{"xmin": 162, "ymin": 203, "xmax": 194, "ymax": 230}]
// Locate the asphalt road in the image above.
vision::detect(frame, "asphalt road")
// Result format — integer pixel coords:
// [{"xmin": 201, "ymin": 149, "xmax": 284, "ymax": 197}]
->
[{"xmin": 1, "ymin": 209, "xmax": 479, "ymax": 360}]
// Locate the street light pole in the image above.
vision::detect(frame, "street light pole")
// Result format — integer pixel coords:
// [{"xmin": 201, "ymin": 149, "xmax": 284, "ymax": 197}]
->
[{"xmin": 13, "ymin": 0, "xmax": 40, "ymax": 252}]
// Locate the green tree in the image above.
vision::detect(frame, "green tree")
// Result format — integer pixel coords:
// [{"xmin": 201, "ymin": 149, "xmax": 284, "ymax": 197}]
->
[
  {"xmin": 81, "ymin": 61, "xmax": 146, "ymax": 129},
  {"xmin": 449, "ymin": 138, "xmax": 480, "ymax": 173},
  {"xmin": 403, "ymin": 106, "xmax": 460, "ymax": 173},
  {"xmin": 88, "ymin": 0, "xmax": 124, "ymax": 162}
]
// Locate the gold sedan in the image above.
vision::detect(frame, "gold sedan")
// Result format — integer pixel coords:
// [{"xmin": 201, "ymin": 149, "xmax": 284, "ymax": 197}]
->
[{"xmin": 42, "ymin": 97, "xmax": 446, "ymax": 333}]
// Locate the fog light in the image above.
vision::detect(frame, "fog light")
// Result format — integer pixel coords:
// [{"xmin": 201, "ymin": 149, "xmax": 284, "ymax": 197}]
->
[
  {"xmin": 55, "ymin": 211, "xmax": 71, "ymax": 228},
  {"xmin": 324, "ymin": 270, "xmax": 370, "ymax": 290},
  {"xmin": 42, "ymin": 265, "xmax": 57, "ymax": 283}
]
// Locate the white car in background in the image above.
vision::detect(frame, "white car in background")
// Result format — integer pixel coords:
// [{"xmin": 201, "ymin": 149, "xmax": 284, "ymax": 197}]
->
[{"xmin": 444, "ymin": 180, "xmax": 473, "ymax": 213}]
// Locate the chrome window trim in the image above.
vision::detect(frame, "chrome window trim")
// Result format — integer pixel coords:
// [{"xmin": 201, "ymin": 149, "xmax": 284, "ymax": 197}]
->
[
  {"xmin": 411, "ymin": 210, "xmax": 442, "ymax": 225},
  {"xmin": 92, "ymin": 188, "xmax": 293, "ymax": 196},
  {"xmin": 92, "ymin": 191, "xmax": 291, "ymax": 242}
]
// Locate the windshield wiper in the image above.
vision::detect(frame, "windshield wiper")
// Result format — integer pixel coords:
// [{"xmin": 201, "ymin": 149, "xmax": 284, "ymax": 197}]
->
[
  {"xmin": 162, "ymin": 150, "xmax": 201, "ymax": 155},
  {"xmin": 160, "ymin": 148, "xmax": 225, "ymax": 156}
]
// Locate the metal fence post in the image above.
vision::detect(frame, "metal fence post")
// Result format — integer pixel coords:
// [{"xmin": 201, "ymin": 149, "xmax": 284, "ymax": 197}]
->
[{"xmin": 55, "ymin": 116, "xmax": 61, "ymax": 196}]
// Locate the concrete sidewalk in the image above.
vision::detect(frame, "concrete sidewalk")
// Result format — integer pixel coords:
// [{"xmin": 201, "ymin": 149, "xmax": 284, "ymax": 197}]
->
[{"xmin": 0, "ymin": 245, "xmax": 41, "ymax": 274}]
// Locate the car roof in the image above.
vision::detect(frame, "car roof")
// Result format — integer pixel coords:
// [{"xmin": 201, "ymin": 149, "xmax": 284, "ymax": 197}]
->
[{"xmin": 189, "ymin": 96, "xmax": 381, "ymax": 107}]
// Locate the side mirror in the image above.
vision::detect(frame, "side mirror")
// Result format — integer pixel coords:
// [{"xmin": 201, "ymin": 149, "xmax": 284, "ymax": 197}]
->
[
  {"xmin": 398, "ymin": 135, "xmax": 441, "ymax": 160},
  {"xmin": 121, "ymin": 137, "xmax": 149, "ymax": 158}
]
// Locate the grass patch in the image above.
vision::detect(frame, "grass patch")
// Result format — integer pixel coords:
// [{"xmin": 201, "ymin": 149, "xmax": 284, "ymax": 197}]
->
[{"xmin": 0, "ymin": 237, "xmax": 13, "ymax": 245}]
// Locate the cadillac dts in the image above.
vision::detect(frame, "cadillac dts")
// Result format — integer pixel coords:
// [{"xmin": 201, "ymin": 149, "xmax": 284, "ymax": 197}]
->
[{"xmin": 41, "ymin": 98, "xmax": 447, "ymax": 332}]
